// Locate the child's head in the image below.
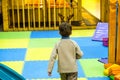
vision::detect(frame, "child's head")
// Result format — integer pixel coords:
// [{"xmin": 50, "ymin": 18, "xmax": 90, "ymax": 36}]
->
[{"xmin": 59, "ymin": 22, "xmax": 72, "ymax": 37}]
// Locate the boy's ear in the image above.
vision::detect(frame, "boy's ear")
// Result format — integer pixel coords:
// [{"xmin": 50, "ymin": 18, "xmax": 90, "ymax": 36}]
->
[
  {"xmin": 58, "ymin": 13, "xmax": 65, "ymax": 22},
  {"xmin": 67, "ymin": 14, "xmax": 74, "ymax": 23}
]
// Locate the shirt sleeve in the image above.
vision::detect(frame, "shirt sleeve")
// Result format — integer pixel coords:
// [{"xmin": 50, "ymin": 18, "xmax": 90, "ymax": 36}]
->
[
  {"xmin": 48, "ymin": 43, "xmax": 58, "ymax": 73},
  {"xmin": 75, "ymin": 43, "xmax": 83, "ymax": 59},
  {"xmin": 72, "ymin": 40, "xmax": 83, "ymax": 59}
]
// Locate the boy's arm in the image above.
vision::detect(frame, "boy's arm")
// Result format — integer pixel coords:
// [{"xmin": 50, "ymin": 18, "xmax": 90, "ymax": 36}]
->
[
  {"xmin": 75, "ymin": 43, "xmax": 83, "ymax": 59},
  {"xmin": 48, "ymin": 44, "xmax": 58, "ymax": 75}
]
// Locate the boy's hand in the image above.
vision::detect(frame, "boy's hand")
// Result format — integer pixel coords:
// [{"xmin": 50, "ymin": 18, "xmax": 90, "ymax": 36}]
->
[{"xmin": 48, "ymin": 72, "xmax": 52, "ymax": 76}]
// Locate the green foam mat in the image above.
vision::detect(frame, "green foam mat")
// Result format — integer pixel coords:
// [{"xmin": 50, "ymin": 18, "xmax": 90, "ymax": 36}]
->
[
  {"xmin": 79, "ymin": 59, "xmax": 105, "ymax": 77},
  {"xmin": 0, "ymin": 32, "xmax": 31, "ymax": 39},
  {"xmin": 28, "ymin": 38, "xmax": 59, "ymax": 48}
]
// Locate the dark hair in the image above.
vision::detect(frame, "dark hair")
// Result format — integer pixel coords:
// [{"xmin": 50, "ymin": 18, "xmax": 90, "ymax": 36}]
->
[{"xmin": 59, "ymin": 22, "xmax": 72, "ymax": 37}]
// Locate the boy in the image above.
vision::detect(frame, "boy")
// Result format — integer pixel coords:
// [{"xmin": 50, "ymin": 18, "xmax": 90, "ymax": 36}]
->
[{"xmin": 48, "ymin": 22, "xmax": 83, "ymax": 80}]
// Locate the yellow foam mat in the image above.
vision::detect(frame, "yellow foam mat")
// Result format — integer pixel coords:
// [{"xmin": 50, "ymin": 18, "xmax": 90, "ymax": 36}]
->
[
  {"xmin": 25, "ymin": 48, "xmax": 52, "ymax": 61},
  {"xmin": 0, "ymin": 61, "xmax": 24, "ymax": 74},
  {"xmin": 71, "ymin": 29, "xmax": 95, "ymax": 37},
  {"xmin": 0, "ymin": 39, "xmax": 29, "ymax": 48}
]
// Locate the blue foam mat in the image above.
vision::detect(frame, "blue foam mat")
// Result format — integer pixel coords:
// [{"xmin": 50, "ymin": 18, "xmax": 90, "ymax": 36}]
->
[
  {"xmin": 72, "ymin": 37, "xmax": 102, "ymax": 46},
  {"xmin": 30, "ymin": 31, "xmax": 60, "ymax": 38},
  {"xmin": 22, "ymin": 61, "xmax": 59, "ymax": 79},
  {"xmin": 81, "ymin": 46, "xmax": 108, "ymax": 58},
  {"xmin": 88, "ymin": 77, "xmax": 110, "ymax": 80},
  {"xmin": 0, "ymin": 49, "xmax": 26, "ymax": 61},
  {"xmin": 72, "ymin": 37, "xmax": 108, "ymax": 58},
  {"xmin": 22, "ymin": 61, "xmax": 85, "ymax": 79}
]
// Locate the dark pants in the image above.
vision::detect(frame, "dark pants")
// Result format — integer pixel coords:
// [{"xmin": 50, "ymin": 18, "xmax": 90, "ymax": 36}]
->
[{"xmin": 60, "ymin": 72, "xmax": 78, "ymax": 80}]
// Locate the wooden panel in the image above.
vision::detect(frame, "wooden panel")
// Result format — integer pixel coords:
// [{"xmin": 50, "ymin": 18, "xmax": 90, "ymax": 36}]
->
[
  {"xmin": 116, "ymin": 0, "xmax": 120, "ymax": 64},
  {"xmin": 2, "ymin": 0, "xmax": 9, "ymax": 31},
  {"xmin": 77, "ymin": 0, "xmax": 82, "ymax": 22},
  {"xmin": 108, "ymin": 0, "xmax": 117, "ymax": 63},
  {"xmin": 100, "ymin": 0, "xmax": 105, "ymax": 22},
  {"xmin": 11, "ymin": 0, "xmax": 15, "ymax": 30},
  {"xmin": 100, "ymin": 0, "xmax": 109, "ymax": 22}
]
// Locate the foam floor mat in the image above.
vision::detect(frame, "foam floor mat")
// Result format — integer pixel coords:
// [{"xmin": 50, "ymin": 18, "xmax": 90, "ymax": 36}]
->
[{"xmin": 0, "ymin": 30, "xmax": 109, "ymax": 80}]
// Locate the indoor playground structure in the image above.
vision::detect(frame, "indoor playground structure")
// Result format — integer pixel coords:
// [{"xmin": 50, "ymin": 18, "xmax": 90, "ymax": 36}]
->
[
  {"xmin": 2, "ymin": 0, "xmax": 105, "ymax": 31},
  {"xmin": 0, "ymin": 0, "xmax": 120, "ymax": 80}
]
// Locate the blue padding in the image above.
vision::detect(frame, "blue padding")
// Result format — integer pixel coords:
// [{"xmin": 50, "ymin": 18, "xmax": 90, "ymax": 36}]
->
[
  {"xmin": 72, "ymin": 37, "xmax": 108, "ymax": 58},
  {"xmin": 88, "ymin": 77, "xmax": 110, "ymax": 80},
  {"xmin": 22, "ymin": 61, "xmax": 85, "ymax": 79},
  {"xmin": 22, "ymin": 61, "xmax": 59, "ymax": 79},
  {"xmin": 72, "ymin": 37, "xmax": 102, "ymax": 47},
  {"xmin": 81, "ymin": 46, "xmax": 108, "ymax": 58},
  {"xmin": 0, "ymin": 48, "xmax": 26, "ymax": 61},
  {"xmin": 0, "ymin": 63, "xmax": 25, "ymax": 80},
  {"xmin": 30, "ymin": 31, "xmax": 60, "ymax": 38}
]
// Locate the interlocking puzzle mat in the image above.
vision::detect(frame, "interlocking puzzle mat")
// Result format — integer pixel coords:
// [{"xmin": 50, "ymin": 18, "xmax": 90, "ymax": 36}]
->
[{"xmin": 0, "ymin": 30, "xmax": 109, "ymax": 80}]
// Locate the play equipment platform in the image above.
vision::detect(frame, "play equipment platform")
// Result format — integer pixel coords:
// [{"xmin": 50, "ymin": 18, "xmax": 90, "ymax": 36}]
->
[{"xmin": 0, "ymin": 63, "xmax": 25, "ymax": 80}]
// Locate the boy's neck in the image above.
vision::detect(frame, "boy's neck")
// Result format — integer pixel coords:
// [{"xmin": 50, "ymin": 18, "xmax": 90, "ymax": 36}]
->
[{"xmin": 62, "ymin": 36, "xmax": 70, "ymax": 39}]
